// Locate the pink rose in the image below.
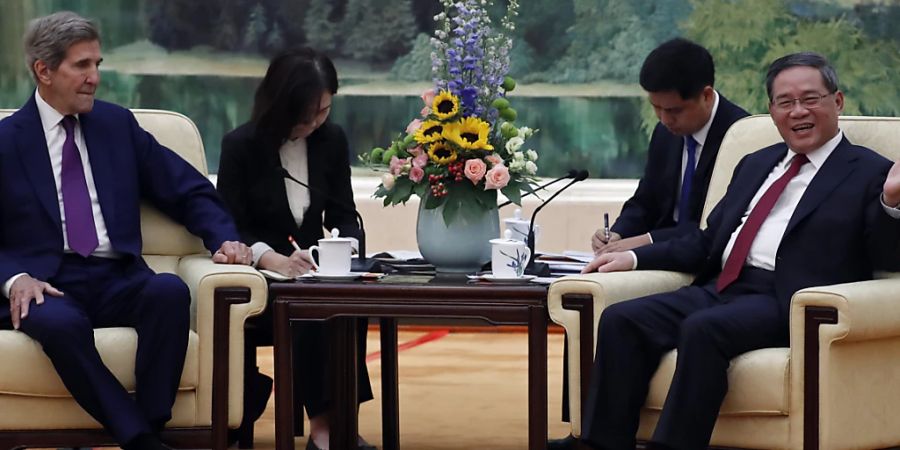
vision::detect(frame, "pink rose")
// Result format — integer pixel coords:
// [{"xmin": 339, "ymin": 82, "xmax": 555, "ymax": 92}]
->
[
  {"xmin": 464, "ymin": 158, "xmax": 487, "ymax": 185},
  {"xmin": 406, "ymin": 118, "xmax": 423, "ymax": 134},
  {"xmin": 485, "ymin": 154, "xmax": 503, "ymax": 166},
  {"xmin": 421, "ymin": 88, "xmax": 436, "ymax": 107},
  {"xmin": 408, "ymin": 146, "xmax": 424, "ymax": 157},
  {"xmin": 412, "ymin": 153, "xmax": 428, "ymax": 169},
  {"xmin": 389, "ymin": 156, "xmax": 410, "ymax": 176},
  {"xmin": 484, "ymin": 164, "xmax": 510, "ymax": 190},
  {"xmin": 409, "ymin": 166, "xmax": 425, "ymax": 183}
]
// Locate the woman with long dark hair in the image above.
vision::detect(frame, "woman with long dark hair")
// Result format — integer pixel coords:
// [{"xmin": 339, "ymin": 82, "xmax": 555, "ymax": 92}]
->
[{"xmin": 217, "ymin": 47, "xmax": 374, "ymax": 450}]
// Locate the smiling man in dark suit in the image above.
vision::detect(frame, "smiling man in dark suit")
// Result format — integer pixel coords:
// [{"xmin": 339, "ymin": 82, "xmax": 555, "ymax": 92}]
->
[
  {"xmin": 591, "ymin": 38, "xmax": 749, "ymax": 255},
  {"xmin": 579, "ymin": 52, "xmax": 900, "ymax": 450},
  {"xmin": 0, "ymin": 11, "xmax": 251, "ymax": 450}
]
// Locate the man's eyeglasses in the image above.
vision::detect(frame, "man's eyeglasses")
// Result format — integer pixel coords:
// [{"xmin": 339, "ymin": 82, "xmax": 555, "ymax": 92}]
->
[{"xmin": 772, "ymin": 93, "xmax": 833, "ymax": 112}]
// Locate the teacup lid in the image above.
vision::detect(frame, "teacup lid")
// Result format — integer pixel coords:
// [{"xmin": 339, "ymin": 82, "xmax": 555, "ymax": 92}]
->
[
  {"xmin": 503, "ymin": 208, "xmax": 529, "ymax": 226},
  {"xmin": 490, "ymin": 229, "xmax": 525, "ymax": 244},
  {"xmin": 320, "ymin": 228, "xmax": 354, "ymax": 243}
]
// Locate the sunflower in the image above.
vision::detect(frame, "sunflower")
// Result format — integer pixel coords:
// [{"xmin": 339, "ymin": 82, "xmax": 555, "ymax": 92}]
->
[
  {"xmin": 443, "ymin": 116, "xmax": 494, "ymax": 151},
  {"xmin": 427, "ymin": 141, "xmax": 458, "ymax": 165},
  {"xmin": 414, "ymin": 119, "xmax": 445, "ymax": 144},
  {"xmin": 432, "ymin": 90, "xmax": 460, "ymax": 120}
]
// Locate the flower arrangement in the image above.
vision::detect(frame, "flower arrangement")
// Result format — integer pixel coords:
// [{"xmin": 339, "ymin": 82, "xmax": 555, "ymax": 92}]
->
[{"xmin": 363, "ymin": 0, "xmax": 539, "ymax": 225}]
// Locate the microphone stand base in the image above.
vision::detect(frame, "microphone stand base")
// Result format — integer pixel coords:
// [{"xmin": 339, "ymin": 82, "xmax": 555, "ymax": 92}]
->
[
  {"xmin": 352, "ymin": 257, "xmax": 382, "ymax": 273},
  {"xmin": 524, "ymin": 261, "xmax": 551, "ymax": 277}
]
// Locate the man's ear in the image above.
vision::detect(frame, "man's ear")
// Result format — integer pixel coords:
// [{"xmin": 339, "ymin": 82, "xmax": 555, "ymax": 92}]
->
[{"xmin": 33, "ymin": 60, "xmax": 51, "ymax": 86}]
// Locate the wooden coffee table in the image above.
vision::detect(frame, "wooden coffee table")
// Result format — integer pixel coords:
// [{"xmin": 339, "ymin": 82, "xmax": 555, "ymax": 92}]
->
[{"xmin": 270, "ymin": 274, "xmax": 549, "ymax": 450}]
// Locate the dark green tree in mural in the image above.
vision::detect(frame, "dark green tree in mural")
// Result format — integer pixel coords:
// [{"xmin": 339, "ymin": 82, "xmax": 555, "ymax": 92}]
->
[
  {"xmin": 342, "ymin": 0, "xmax": 417, "ymax": 63},
  {"xmin": 684, "ymin": 0, "xmax": 900, "ymax": 116}
]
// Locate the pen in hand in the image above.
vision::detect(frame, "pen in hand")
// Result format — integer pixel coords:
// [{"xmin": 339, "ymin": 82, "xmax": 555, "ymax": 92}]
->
[
  {"xmin": 603, "ymin": 213, "xmax": 611, "ymax": 242},
  {"xmin": 289, "ymin": 235, "xmax": 318, "ymax": 272}
]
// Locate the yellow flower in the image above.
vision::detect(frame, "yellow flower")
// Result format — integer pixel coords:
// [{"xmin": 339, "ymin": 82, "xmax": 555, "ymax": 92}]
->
[
  {"xmin": 443, "ymin": 116, "xmax": 494, "ymax": 151},
  {"xmin": 432, "ymin": 90, "xmax": 460, "ymax": 120},
  {"xmin": 414, "ymin": 119, "xmax": 445, "ymax": 144},
  {"xmin": 428, "ymin": 141, "xmax": 458, "ymax": 165}
]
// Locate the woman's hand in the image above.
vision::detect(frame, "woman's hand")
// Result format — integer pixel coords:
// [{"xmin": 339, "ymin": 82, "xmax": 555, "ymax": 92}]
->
[{"xmin": 258, "ymin": 250, "xmax": 316, "ymax": 277}]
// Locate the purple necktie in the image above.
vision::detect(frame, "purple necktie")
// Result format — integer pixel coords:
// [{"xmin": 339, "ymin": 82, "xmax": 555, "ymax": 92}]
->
[{"xmin": 60, "ymin": 115, "xmax": 99, "ymax": 257}]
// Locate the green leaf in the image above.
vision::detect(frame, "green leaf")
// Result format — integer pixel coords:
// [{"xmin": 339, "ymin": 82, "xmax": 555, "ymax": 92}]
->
[{"xmin": 501, "ymin": 183, "xmax": 523, "ymax": 205}]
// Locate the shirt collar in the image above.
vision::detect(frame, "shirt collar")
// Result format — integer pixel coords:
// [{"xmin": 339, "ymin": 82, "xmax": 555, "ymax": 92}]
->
[
  {"xmin": 34, "ymin": 89, "xmax": 78, "ymax": 134},
  {"xmin": 784, "ymin": 130, "xmax": 843, "ymax": 170},
  {"xmin": 690, "ymin": 90, "xmax": 720, "ymax": 148}
]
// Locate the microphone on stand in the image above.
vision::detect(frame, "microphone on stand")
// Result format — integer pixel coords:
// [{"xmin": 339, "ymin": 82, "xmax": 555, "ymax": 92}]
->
[
  {"xmin": 498, "ymin": 169, "xmax": 580, "ymax": 208},
  {"xmin": 526, "ymin": 170, "xmax": 589, "ymax": 274},
  {"xmin": 277, "ymin": 167, "xmax": 376, "ymax": 272}
]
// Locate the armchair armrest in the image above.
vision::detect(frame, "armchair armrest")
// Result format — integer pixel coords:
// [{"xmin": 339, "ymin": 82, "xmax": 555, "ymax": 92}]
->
[
  {"xmin": 788, "ymin": 277, "xmax": 900, "ymax": 450},
  {"xmin": 547, "ymin": 270, "xmax": 692, "ymax": 437},
  {"xmin": 177, "ymin": 255, "xmax": 268, "ymax": 429}
]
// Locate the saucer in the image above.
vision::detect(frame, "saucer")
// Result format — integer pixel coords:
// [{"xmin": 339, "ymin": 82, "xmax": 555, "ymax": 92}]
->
[
  {"xmin": 467, "ymin": 274, "xmax": 537, "ymax": 284},
  {"xmin": 305, "ymin": 272, "xmax": 364, "ymax": 281}
]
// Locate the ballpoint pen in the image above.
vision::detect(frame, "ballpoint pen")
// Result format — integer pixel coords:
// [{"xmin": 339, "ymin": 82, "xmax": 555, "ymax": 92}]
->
[
  {"xmin": 603, "ymin": 213, "xmax": 611, "ymax": 242},
  {"xmin": 288, "ymin": 235, "xmax": 302, "ymax": 254}
]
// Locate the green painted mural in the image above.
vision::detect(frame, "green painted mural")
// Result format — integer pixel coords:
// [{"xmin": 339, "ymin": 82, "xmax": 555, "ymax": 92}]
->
[{"xmin": 1, "ymin": 0, "xmax": 897, "ymax": 176}]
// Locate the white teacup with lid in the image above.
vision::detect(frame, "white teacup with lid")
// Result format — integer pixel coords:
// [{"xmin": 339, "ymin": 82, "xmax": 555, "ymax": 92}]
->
[
  {"xmin": 308, "ymin": 228, "xmax": 353, "ymax": 275},
  {"xmin": 503, "ymin": 208, "xmax": 539, "ymax": 246},
  {"xmin": 489, "ymin": 229, "xmax": 532, "ymax": 278}
]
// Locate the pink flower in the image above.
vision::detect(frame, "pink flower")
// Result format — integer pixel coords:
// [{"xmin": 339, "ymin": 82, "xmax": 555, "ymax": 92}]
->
[
  {"xmin": 421, "ymin": 88, "xmax": 436, "ymax": 107},
  {"xmin": 412, "ymin": 153, "xmax": 428, "ymax": 169},
  {"xmin": 406, "ymin": 118, "xmax": 423, "ymax": 134},
  {"xmin": 409, "ymin": 166, "xmax": 425, "ymax": 183},
  {"xmin": 408, "ymin": 146, "xmax": 424, "ymax": 157},
  {"xmin": 381, "ymin": 173, "xmax": 396, "ymax": 190},
  {"xmin": 485, "ymin": 154, "xmax": 503, "ymax": 167},
  {"xmin": 464, "ymin": 158, "xmax": 487, "ymax": 185},
  {"xmin": 389, "ymin": 156, "xmax": 410, "ymax": 176},
  {"xmin": 484, "ymin": 164, "xmax": 510, "ymax": 190},
  {"xmin": 420, "ymin": 106, "xmax": 430, "ymax": 117}
]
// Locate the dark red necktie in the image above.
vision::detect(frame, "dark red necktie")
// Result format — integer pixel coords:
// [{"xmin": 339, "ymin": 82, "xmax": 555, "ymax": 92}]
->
[
  {"xmin": 716, "ymin": 154, "xmax": 809, "ymax": 292},
  {"xmin": 60, "ymin": 115, "xmax": 99, "ymax": 257}
]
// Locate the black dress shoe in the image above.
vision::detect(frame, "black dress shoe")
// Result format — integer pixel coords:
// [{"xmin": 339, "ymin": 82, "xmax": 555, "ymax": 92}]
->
[{"xmin": 547, "ymin": 434, "xmax": 578, "ymax": 450}]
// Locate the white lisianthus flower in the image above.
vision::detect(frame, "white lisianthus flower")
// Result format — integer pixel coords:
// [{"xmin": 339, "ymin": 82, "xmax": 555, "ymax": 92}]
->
[
  {"xmin": 512, "ymin": 151, "xmax": 525, "ymax": 161},
  {"xmin": 509, "ymin": 160, "xmax": 526, "ymax": 173},
  {"xmin": 381, "ymin": 173, "xmax": 396, "ymax": 190},
  {"xmin": 525, "ymin": 161, "xmax": 538, "ymax": 175},
  {"xmin": 518, "ymin": 126, "xmax": 534, "ymax": 138},
  {"xmin": 525, "ymin": 149, "xmax": 538, "ymax": 161},
  {"xmin": 505, "ymin": 136, "xmax": 524, "ymax": 153}
]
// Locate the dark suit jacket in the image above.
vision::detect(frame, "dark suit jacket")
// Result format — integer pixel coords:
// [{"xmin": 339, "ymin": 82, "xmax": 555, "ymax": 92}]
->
[
  {"xmin": 612, "ymin": 95, "xmax": 749, "ymax": 242},
  {"xmin": 634, "ymin": 137, "xmax": 900, "ymax": 314},
  {"xmin": 0, "ymin": 95, "xmax": 239, "ymax": 285},
  {"xmin": 216, "ymin": 121, "xmax": 360, "ymax": 256}
]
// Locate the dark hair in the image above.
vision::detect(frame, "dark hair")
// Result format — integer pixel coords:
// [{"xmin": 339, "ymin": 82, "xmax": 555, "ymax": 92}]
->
[
  {"xmin": 639, "ymin": 38, "xmax": 715, "ymax": 99},
  {"xmin": 251, "ymin": 47, "xmax": 338, "ymax": 143},
  {"xmin": 765, "ymin": 52, "xmax": 839, "ymax": 101}
]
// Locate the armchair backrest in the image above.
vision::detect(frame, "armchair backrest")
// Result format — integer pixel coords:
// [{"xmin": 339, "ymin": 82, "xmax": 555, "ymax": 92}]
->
[
  {"xmin": 701, "ymin": 115, "xmax": 900, "ymax": 226},
  {"xmin": 0, "ymin": 108, "xmax": 208, "ymax": 273}
]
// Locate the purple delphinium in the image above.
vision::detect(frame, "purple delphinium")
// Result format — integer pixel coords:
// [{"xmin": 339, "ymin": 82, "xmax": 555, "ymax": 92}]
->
[{"xmin": 431, "ymin": 0, "xmax": 517, "ymax": 121}]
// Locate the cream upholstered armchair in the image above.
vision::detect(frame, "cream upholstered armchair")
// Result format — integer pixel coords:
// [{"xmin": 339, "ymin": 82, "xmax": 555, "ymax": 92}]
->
[
  {"xmin": 0, "ymin": 109, "xmax": 267, "ymax": 450},
  {"xmin": 548, "ymin": 115, "xmax": 900, "ymax": 450}
]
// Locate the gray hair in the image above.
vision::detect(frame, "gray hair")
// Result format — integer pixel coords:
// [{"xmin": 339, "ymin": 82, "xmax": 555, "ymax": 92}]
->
[
  {"xmin": 23, "ymin": 11, "xmax": 100, "ymax": 82},
  {"xmin": 765, "ymin": 52, "xmax": 840, "ymax": 101}
]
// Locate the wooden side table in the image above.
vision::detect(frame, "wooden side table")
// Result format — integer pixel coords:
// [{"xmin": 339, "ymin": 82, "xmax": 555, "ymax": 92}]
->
[{"xmin": 270, "ymin": 275, "xmax": 549, "ymax": 450}]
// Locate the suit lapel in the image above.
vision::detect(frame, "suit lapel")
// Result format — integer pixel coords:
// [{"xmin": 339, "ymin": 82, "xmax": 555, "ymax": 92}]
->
[
  {"xmin": 784, "ymin": 138, "xmax": 856, "ymax": 235},
  {"xmin": 79, "ymin": 112, "xmax": 117, "ymax": 229},
  {"xmin": 14, "ymin": 98, "xmax": 61, "ymax": 230},
  {"xmin": 719, "ymin": 146, "xmax": 788, "ymax": 239},
  {"xmin": 695, "ymin": 100, "xmax": 731, "ymax": 181}
]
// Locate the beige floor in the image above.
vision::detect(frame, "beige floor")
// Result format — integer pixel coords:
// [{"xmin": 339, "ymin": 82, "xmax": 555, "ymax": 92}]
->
[{"xmin": 250, "ymin": 329, "xmax": 571, "ymax": 449}]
